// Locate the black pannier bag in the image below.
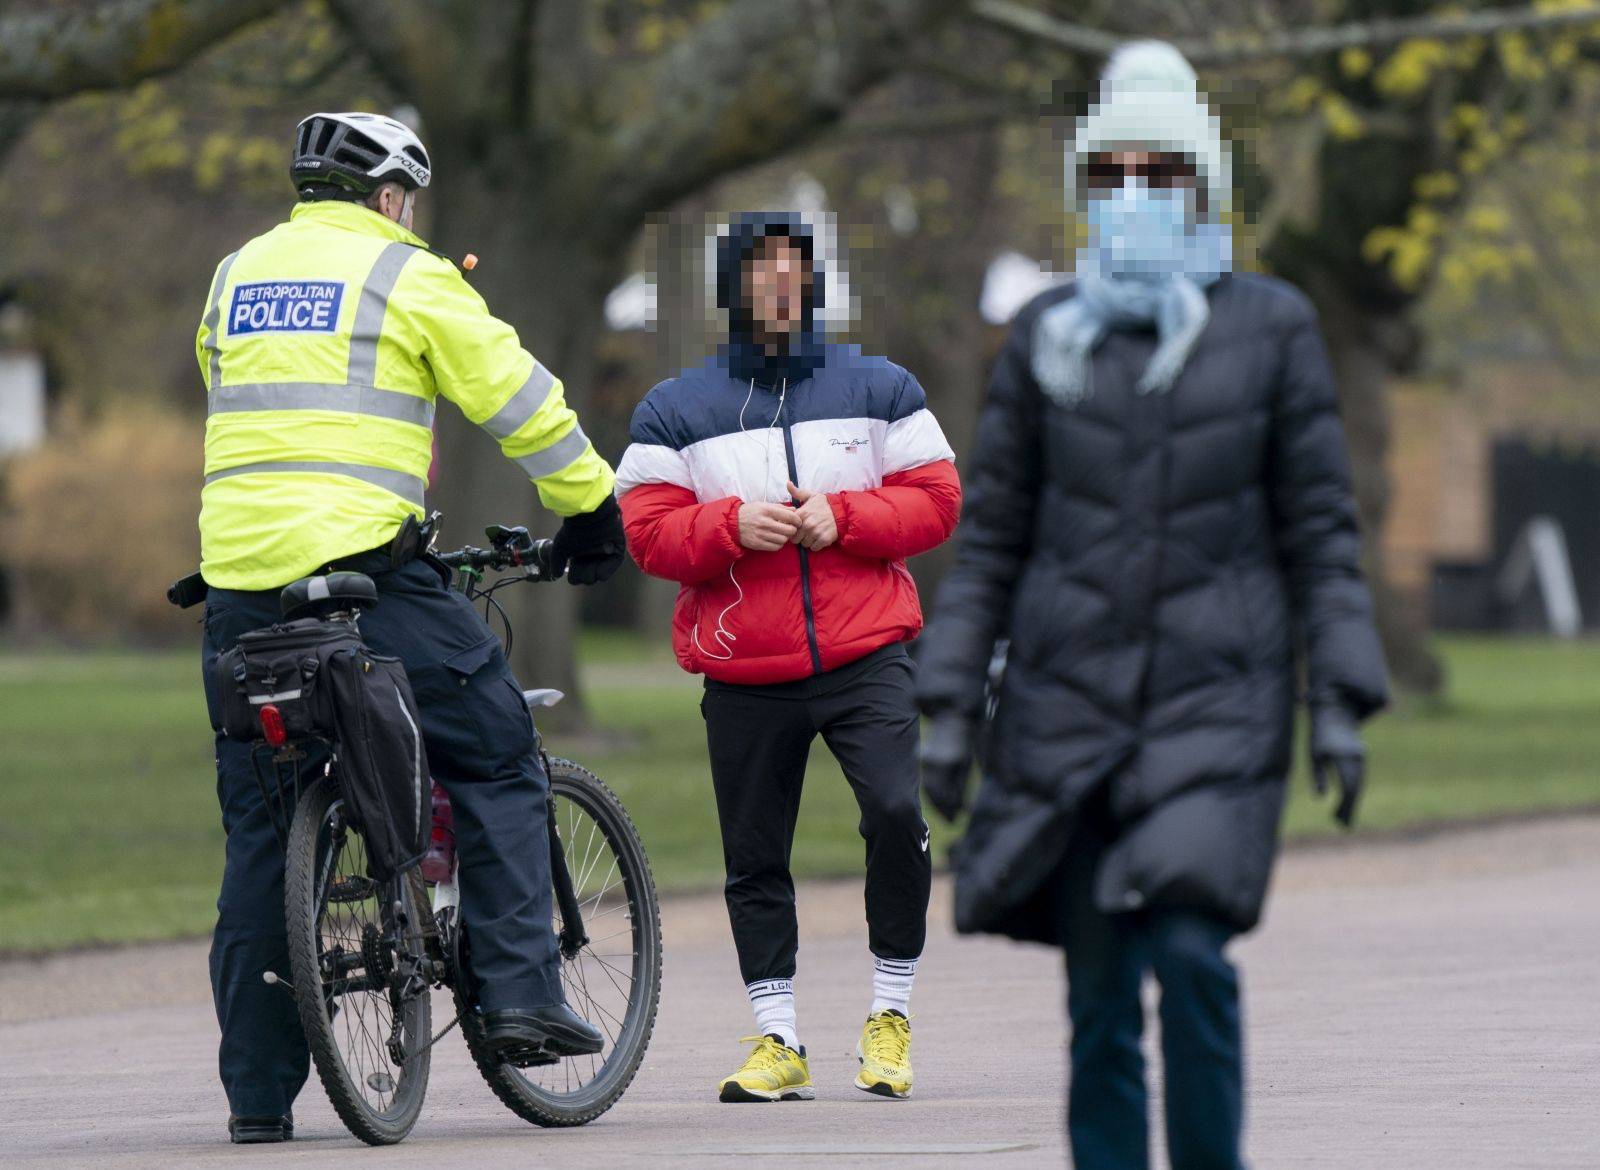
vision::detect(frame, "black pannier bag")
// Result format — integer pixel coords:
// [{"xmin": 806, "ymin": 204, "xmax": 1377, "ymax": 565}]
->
[
  {"xmin": 214, "ymin": 618, "xmax": 430, "ymax": 882},
  {"xmin": 215, "ymin": 617, "xmax": 358, "ymax": 742},
  {"xmin": 321, "ymin": 646, "xmax": 429, "ymax": 883}
]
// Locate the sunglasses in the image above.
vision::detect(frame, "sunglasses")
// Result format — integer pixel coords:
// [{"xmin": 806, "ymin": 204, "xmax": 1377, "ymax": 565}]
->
[{"xmin": 1083, "ymin": 154, "xmax": 1198, "ymax": 192}]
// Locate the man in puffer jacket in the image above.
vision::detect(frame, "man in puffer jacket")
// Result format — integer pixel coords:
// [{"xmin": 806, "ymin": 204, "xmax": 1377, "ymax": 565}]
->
[
  {"xmin": 916, "ymin": 43, "xmax": 1388, "ymax": 1169},
  {"xmin": 617, "ymin": 212, "xmax": 960, "ymax": 1102}
]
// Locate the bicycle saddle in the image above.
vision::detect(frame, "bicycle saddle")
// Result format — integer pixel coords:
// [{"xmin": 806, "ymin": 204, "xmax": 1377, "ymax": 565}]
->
[{"xmin": 279, "ymin": 572, "xmax": 379, "ymax": 621}]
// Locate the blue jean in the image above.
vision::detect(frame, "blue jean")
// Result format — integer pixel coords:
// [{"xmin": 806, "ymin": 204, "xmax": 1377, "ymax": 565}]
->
[
  {"xmin": 200, "ymin": 557, "xmax": 562, "ymax": 1117},
  {"xmin": 1057, "ymin": 820, "xmax": 1246, "ymax": 1170}
]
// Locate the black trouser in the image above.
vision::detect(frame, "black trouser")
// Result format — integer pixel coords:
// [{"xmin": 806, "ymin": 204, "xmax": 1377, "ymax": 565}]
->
[
  {"xmin": 200, "ymin": 557, "xmax": 561, "ymax": 1119},
  {"xmin": 1056, "ymin": 800, "xmax": 1246, "ymax": 1170},
  {"xmin": 700, "ymin": 645, "xmax": 931, "ymax": 984}
]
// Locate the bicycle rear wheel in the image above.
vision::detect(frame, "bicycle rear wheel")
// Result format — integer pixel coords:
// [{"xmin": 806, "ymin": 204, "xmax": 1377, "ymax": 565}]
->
[
  {"xmin": 460, "ymin": 759, "xmax": 662, "ymax": 1126},
  {"xmin": 285, "ymin": 776, "xmax": 431, "ymax": 1145}
]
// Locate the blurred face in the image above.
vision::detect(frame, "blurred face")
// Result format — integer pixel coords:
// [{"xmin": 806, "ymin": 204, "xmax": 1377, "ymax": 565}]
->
[
  {"xmin": 744, "ymin": 236, "xmax": 808, "ymax": 342},
  {"xmin": 1081, "ymin": 149, "xmax": 1206, "ymax": 276},
  {"xmin": 1083, "ymin": 149, "xmax": 1201, "ymax": 209}
]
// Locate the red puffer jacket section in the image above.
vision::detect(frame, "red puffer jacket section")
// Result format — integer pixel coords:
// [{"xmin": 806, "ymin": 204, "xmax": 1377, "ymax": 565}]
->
[{"xmin": 621, "ymin": 462, "xmax": 961, "ymax": 683}]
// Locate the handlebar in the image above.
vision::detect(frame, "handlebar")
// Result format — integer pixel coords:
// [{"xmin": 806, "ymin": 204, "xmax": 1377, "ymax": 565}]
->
[{"xmin": 434, "ymin": 534, "xmax": 563, "ymax": 581}]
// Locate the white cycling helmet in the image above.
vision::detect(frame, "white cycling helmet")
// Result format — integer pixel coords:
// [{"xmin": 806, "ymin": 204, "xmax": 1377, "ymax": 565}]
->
[{"xmin": 292, "ymin": 111, "xmax": 431, "ymax": 199}]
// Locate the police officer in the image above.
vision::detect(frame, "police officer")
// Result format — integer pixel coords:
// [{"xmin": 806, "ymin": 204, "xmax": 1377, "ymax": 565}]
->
[{"xmin": 195, "ymin": 112, "xmax": 625, "ymax": 1143}]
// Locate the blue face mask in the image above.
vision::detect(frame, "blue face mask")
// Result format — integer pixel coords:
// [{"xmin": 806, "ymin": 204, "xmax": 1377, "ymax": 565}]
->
[{"xmin": 1085, "ymin": 180, "xmax": 1195, "ymax": 278}]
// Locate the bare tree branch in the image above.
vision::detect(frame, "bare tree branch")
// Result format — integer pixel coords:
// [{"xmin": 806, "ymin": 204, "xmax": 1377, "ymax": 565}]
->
[
  {"xmin": 971, "ymin": 0, "xmax": 1600, "ymax": 67},
  {"xmin": 835, "ymin": 97, "xmax": 1030, "ymax": 139},
  {"xmin": 0, "ymin": 0, "xmax": 291, "ymax": 100},
  {"xmin": 969, "ymin": 0, "xmax": 1121, "ymax": 57},
  {"xmin": 599, "ymin": 0, "xmax": 967, "ymax": 226}
]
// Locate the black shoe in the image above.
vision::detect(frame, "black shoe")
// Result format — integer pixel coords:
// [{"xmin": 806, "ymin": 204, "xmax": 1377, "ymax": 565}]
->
[
  {"xmin": 228, "ymin": 1113, "xmax": 293, "ymax": 1144},
  {"xmin": 482, "ymin": 1004, "xmax": 605, "ymax": 1063}
]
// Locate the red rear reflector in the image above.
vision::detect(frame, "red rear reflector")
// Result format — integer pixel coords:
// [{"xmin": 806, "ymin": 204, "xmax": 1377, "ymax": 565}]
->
[{"xmin": 260, "ymin": 704, "xmax": 288, "ymax": 748}]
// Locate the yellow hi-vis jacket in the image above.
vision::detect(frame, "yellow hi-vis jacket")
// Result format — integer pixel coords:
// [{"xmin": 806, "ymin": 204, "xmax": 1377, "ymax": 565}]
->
[{"xmin": 195, "ymin": 200, "xmax": 615, "ymax": 591}]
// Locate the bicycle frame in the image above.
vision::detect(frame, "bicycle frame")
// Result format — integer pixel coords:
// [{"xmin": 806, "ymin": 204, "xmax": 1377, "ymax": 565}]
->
[{"xmin": 429, "ymin": 536, "xmax": 590, "ymax": 969}]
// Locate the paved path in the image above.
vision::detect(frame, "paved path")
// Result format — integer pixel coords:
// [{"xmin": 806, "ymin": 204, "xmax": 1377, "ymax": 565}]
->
[{"xmin": 3, "ymin": 816, "xmax": 1597, "ymax": 1169}]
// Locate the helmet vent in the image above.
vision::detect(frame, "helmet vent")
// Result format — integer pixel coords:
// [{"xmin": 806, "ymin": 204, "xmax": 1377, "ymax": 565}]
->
[
  {"xmin": 340, "ymin": 128, "xmax": 382, "ymax": 159},
  {"xmin": 313, "ymin": 119, "xmax": 337, "ymax": 158}
]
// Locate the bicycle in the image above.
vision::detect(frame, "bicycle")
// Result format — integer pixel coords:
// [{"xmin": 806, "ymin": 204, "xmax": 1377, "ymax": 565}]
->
[{"xmin": 267, "ymin": 525, "xmax": 661, "ymax": 1145}]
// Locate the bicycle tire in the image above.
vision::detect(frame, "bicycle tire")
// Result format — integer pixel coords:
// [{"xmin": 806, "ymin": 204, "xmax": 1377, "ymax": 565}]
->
[
  {"xmin": 459, "ymin": 759, "xmax": 662, "ymax": 1127},
  {"xmin": 285, "ymin": 776, "xmax": 431, "ymax": 1145}
]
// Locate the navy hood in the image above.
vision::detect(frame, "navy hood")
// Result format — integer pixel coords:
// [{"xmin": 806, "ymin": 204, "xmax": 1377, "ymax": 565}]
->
[{"xmin": 715, "ymin": 211, "xmax": 827, "ymax": 387}]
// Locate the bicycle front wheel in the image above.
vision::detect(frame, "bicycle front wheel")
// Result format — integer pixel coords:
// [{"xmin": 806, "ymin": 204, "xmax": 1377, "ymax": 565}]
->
[
  {"xmin": 460, "ymin": 758, "xmax": 662, "ymax": 1127},
  {"xmin": 285, "ymin": 776, "xmax": 431, "ymax": 1145}
]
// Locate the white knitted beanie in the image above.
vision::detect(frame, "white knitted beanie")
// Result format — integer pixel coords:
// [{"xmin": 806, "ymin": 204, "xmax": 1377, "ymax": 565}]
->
[{"xmin": 1066, "ymin": 41, "xmax": 1230, "ymax": 218}]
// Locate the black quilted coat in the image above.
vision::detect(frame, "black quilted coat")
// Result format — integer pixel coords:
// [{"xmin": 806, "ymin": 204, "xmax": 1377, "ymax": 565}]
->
[{"xmin": 917, "ymin": 273, "xmax": 1388, "ymax": 942}]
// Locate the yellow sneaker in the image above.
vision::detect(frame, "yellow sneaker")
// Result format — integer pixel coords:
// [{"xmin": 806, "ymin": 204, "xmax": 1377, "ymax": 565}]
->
[
  {"xmin": 717, "ymin": 1034, "xmax": 815, "ymax": 1102},
  {"xmin": 856, "ymin": 1010, "xmax": 913, "ymax": 1099}
]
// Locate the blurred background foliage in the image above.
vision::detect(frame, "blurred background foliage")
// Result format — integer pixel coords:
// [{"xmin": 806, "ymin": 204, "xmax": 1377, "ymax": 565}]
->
[
  {"xmin": 5, "ymin": 0, "xmax": 1600, "ymax": 951},
  {"xmin": 2, "ymin": 2, "xmax": 1600, "ymax": 669}
]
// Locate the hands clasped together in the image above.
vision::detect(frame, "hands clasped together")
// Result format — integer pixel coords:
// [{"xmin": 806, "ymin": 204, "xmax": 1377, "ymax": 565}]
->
[{"xmin": 736, "ymin": 481, "xmax": 838, "ymax": 552}]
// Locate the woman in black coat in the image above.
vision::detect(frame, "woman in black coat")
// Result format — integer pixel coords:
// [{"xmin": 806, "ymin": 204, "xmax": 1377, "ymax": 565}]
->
[{"xmin": 916, "ymin": 42, "xmax": 1388, "ymax": 1170}]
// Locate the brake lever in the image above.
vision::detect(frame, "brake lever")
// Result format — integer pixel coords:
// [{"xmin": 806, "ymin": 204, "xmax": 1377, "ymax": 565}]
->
[{"xmin": 485, "ymin": 524, "xmax": 535, "ymax": 568}]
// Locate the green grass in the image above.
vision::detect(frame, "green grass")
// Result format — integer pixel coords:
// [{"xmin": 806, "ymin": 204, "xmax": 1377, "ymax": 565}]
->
[{"xmin": 2, "ymin": 635, "xmax": 1598, "ymax": 952}]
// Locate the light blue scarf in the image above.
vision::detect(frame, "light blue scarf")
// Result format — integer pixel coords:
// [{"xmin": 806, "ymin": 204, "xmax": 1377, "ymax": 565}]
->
[{"xmin": 1033, "ymin": 210, "xmax": 1231, "ymax": 408}]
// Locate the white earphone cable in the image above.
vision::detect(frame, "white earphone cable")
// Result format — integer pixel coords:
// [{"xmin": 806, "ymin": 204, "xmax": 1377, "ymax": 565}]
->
[{"xmin": 693, "ymin": 377, "xmax": 789, "ymax": 662}]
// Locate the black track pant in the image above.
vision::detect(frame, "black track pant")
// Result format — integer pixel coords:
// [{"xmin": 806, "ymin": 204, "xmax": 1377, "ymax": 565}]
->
[{"xmin": 700, "ymin": 644, "xmax": 931, "ymax": 984}]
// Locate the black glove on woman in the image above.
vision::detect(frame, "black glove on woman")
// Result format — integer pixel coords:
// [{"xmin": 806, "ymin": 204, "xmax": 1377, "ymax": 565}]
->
[
  {"xmin": 919, "ymin": 712, "xmax": 976, "ymax": 822},
  {"xmin": 1309, "ymin": 701, "xmax": 1366, "ymax": 828},
  {"xmin": 553, "ymin": 494, "xmax": 626, "ymax": 585}
]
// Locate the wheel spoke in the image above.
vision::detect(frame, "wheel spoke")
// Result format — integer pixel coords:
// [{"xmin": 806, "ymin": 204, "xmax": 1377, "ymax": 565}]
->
[
  {"xmin": 477, "ymin": 770, "xmax": 656, "ymax": 1121},
  {"xmin": 298, "ymin": 793, "xmax": 429, "ymax": 1129}
]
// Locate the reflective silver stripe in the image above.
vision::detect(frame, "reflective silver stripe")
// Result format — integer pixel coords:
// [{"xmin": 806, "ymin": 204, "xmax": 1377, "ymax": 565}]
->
[
  {"xmin": 209, "ymin": 382, "xmax": 434, "ymax": 428},
  {"xmin": 347, "ymin": 242, "xmax": 418, "ymax": 388},
  {"xmin": 249, "ymin": 689, "xmax": 303, "ymax": 705},
  {"xmin": 513, "ymin": 424, "xmax": 591, "ymax": 480},
  {"xmin": 481, "ymin": 362, "xmax": 558, "ymax": 440},
  {"xmin": 202, "ymin": 251, "xmax": 240, "ymax": 392},
  {"xmin": 205, "ymin": 460, "xmax": 426, "ymax": 507},
  {"xmin": 307, "ymin": 577, "xmax": 330, "ymax": 602},
  {"xmin": 394, "ymin": 684, "xmax": 424, "ymax": 839}
]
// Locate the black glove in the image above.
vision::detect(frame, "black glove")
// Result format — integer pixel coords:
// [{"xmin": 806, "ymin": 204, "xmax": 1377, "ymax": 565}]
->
[
  {"xmin": 920, "ymin": 712, "xmax": 976, "ymax": 823},
  {"xmin": 552, "ymin": 494, "xmax": 626, "ymax": 586},
  {"xmin": 1309, "ymin": 701, "xmax": 1365, "ymax": 829}
]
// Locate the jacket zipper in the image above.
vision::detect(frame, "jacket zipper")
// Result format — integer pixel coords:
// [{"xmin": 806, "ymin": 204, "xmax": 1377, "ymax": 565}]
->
[
  {"xmin": 1134, "ymin": 349, "xmax": 1174, "ymax": 717},
  {"xmin": 779, "ymin": 404, "xmax": 824, "ymax": 675}
]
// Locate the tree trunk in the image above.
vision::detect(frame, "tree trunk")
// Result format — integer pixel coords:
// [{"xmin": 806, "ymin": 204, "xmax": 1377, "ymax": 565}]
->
[
  {"xmin": 817, "ymin": 101, "xmax": 1004, "ymax": 595},
  {"xmin": 0, "ymin": 100, "xmax": 41, "ymax": 167},
  {"xmin": 1302, "ymin": 270, "xmax": 1445, "ymax": 696},
  {"xmin": 632, "ymin": 206, "xmax": 714, "ymax": 640},
  {"xmin": 423, "ymin": 146, "xmax": 631, "ymax": 731}
]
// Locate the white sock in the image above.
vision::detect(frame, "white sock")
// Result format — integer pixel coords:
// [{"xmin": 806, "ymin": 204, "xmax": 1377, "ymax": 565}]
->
[
  {"xmin": 746, "ymin": 978, "xmax": 798, "ymax": 1050},
  {"xmin": 871, "ymin": 955, "xmax": 917, "ymax": 1016}
]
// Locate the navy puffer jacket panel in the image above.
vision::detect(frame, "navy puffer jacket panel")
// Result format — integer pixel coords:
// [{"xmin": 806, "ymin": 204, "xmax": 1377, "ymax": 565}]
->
[{"xmin": 918, "ymin": 272, "xmax": 1388, "ymax": 940}]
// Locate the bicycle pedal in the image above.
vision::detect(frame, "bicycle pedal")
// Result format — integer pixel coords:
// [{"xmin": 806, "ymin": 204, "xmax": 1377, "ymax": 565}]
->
[{"xmin": 498, "ymin": 1043, "xmax": 561, "ymax": 1068}]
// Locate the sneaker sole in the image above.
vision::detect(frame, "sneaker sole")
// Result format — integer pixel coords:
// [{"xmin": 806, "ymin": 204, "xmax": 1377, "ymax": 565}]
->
[
  {"xmin": 854, "ymin": 1073, "xmax": 911, "ymax": 1100},
  {"xmin": 855, "ymin": 1039, "xmax": 911, "ymax": 1099},
  {"xmin": 718, "ymin": 1082, "xmax": 815, "ymax": 1103}
]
